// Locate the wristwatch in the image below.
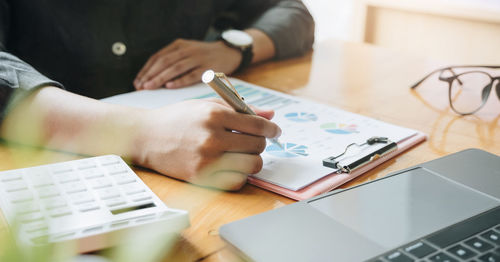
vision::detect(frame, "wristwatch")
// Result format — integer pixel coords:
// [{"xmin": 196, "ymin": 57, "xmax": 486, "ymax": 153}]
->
[{"xmin": 220, "ymin": 29, "xmax": 254, "ymax": 72}]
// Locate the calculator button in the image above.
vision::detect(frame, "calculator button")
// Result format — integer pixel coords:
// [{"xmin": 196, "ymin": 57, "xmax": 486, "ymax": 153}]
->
[
  {"xmin": 99, "ymin": 156, "xmax": 121, "ymax": 166},
  {"xmin": 23, "ymin": 222, "xmax": 49, "ymax": 233},
  {"xmin": 106, "ymin": 165, "xmax": 128, "ymax": 175},
  {"xmin": 69, "ymin": 192, "xmax": 95, "ymax": 204},
  {"xmin": 113, "ymin": 173, "xmax": 136, "ymax": 185},
  {"xmin": 78, "ymin": 202, "xmax": 100, "ymax": 212},
  {"xmin": 105, "ymin": 198, "xmax": 127, "ymax": 207},
  {"xmin": 19, "ymin": 212, "xmax": 44, "ymax": 223},
  {"xmin": 131, "ymin": 193, "xmax": 153, "ymax": 202},
  {"xmin": 89, "ymin": 178, "xmax": 113, "ymax": 189},
  {"xmin": 52, "ymin": 164, "xmax": 74, "ymax": 174},
  {"xmin": 56, "ymin": 172, "xmax": 80, "ymax": 183},
  {"xmin": 97, "ymin": 188, "xmax": 120, "ymax": 200},
  {"xmin": 30, "ymin": 172, "xmax": 54, "ymax": 187},
  {"xmin": 49, "ymin": 206, "xmax": 72, "ymax": 217},
  {"xmin": 63, "ymin": 181, "xmax": 87, "ymax": 194},
  {"xmin": 42, "ymin": 197, "xmax": 67, "ymax": 209},
  {"xmin": 80, "ymin": 169, "xmax": 104, "ymax": 179},
  {"xmin": 0, "ymin": 171, "xmax": 22, "ymax": 182},
  {"xmin": 110, "ymin": 220, "xmax": 129, "ymax": 228},
  {"xmin": 122, "ymin": 182, "xmax": 146, "ymax": 195},
  {"xmin": 31, "ymin": 235, "xmax": 49, "ymax": 244},
  {"xmin": 52, "ymin": 232, "xmax": 76, "ymax": 241},
  {"xmin": 32, "ymin": 177, "xmax": 54, "ymax": 188},
  {"xmin": 77, "ymin": 160, "xmax": 97, "ymax": 170},
  {"xmin": 10, "ymin": 190, "xmax": 34, "ymax": 203},
  {"xmin": 37, "ymin": 186, "xmax": 60, "ymax": 198},
  {"xmin": 82, "ymin": 226, "xmax": 103, "ymax": 234},
  {"xmin": 135, "ymin": 214, "xmax": 156, "ymax": 223},
  {"xmin": 14, "ymin": 202, "xmax": 41, "ymax": 214},
  {"xmin": 4, "ymin": 180, "xmax": 28, "ymax": 192}
]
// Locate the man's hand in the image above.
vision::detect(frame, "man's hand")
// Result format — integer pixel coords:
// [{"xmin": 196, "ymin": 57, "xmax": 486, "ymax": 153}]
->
[
  {"xmin": 133, "ymin": 98, "xmax": 281, "ymax": 190},
  {"xmin": 2, "ymin": 86, "xmax": 280, "ymax": 191},
  {"xmin": 134, "ymin": 39, "xmax": 242, "ymax": 90}
]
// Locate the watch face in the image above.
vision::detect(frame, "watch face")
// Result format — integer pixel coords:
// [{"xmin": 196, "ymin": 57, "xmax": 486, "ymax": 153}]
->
[{"xmin": 222, "ymin": 30, "xmax": 253, "ymax": 47}]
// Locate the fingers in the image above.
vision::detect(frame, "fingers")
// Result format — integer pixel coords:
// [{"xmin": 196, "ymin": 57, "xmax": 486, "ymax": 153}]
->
[
  {"xmin": 223, "ymin": 131, "xmax": 267, "ymax": 154},
  {"xmin": 165, "ymin": 68, "xmax": 205, "ymax": 89},
  {"xmin": 135, "ymin": 49, "xmax": 171, "ymax": 88},
  {"xmin": 134, "ymin": 40, "xmax": 188, "ymax": 89},
  {"xmin": 194, "ymin": 152, "xmax": 263, "ymax": 190},
  {"xmin": 135, "ymin": 38, "xmax": 244, "ymax": 90},
  {"xmin": 142, "ymin": 58, "xmax": 198, "ymax": 90},
  {"xmin": 201, "ymin": 99, "xmax": 281, "ymax": 138},
  {"xmin": 250, "ymin": 105, "xmax": 275, "ymax": 120},
  {"xmin": 206, "ymin": 171, "xmax": 248, "ymax": 191},
  {"xmin": 221, "ymin": 111, "xmax": 282, "ymax": 138}
]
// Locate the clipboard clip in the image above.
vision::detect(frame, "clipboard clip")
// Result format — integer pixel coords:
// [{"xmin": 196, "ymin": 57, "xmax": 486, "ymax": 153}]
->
[{"xmin": 322, "ymin": 136, "xmax": 398, "ymax": 174}]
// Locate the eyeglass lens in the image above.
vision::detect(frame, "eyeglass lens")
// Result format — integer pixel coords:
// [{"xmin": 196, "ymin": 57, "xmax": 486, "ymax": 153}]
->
[{"xmin": 449, "ymin": 71, "xmax": 492, "ymax": 114}]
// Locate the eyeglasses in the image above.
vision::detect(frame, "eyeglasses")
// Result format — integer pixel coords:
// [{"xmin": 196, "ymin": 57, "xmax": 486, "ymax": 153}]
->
[{"xmin": 411, "ymin": 66, "xmax": 500, "ymax": 115}]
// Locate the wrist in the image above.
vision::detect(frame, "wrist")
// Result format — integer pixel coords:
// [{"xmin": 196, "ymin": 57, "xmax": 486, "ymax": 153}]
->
[
  {"xmin": 120, "ymin": 107, "xmax": 151, "ymax": 166},
  {"xmin": 219, "ymin": 29, "xmax": 254, "ymax": 72},
  {"xmin": 215, "ymin": 40, "xmax": 243, "ymax": 74}
]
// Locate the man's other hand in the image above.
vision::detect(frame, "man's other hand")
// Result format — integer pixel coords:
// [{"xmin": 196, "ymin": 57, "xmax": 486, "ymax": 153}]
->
[{"xmin": 134, "ymin": 39, "xmax": 242, "ymax": 90}]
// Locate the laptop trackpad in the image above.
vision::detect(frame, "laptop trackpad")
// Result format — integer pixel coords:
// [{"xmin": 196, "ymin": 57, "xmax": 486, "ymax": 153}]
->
[{"xmin": 309, "ymin": 167, "xmax": 499, "ymax": 250}]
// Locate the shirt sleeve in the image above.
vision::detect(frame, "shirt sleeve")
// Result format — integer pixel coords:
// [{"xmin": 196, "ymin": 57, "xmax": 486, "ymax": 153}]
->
[
  {"xmin": 0, "ymin": 0, "xmax": 63, "ymax": 124},
  {"xmin": 229, "ymin": 0, "xmax": 315, "ymax": 60}
]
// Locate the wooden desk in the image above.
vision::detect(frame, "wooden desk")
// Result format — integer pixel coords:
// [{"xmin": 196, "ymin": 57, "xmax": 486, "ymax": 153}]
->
[{"xmin": 0, "ymin": 40, "xmax": 499, "ymax": 261}]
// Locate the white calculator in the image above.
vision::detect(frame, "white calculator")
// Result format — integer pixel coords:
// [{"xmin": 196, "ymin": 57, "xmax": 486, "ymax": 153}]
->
[{"xmin": 0, "ymin": 155, "xmax": 189, "ymax": 252}]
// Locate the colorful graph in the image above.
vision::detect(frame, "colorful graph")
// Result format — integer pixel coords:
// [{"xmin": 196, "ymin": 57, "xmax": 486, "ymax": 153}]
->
[
  {"xmin": 266, "ymin": 143, "xmax": 309, "ymax": 158},
  {"xmin": 193, "ymin": 84, "xmax": 296, "ymax": 110},
  {"xmin": 321, "ymin": 123, "xmax": 359, "ymax": 134},
  {"xmin": 284, "ymin": 112, "xmax": 318, "ymax": 122}
]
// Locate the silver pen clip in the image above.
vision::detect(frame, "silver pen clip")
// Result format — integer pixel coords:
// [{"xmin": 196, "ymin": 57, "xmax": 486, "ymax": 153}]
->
[{"xmin": 215, "ymin": 72, "xmax": 245, "ymax": 101}]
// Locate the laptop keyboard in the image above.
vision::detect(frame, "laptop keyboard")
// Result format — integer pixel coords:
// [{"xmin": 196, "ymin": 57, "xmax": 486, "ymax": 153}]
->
[{"xmin": 367, "ymin": 206, "xmax": 500, "ymax": 262}]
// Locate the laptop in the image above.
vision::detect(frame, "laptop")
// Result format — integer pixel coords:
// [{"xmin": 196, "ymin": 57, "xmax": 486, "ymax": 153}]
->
[{"xmin": 220, "ymin": 149, "xmax": 500, "ymax": 261}]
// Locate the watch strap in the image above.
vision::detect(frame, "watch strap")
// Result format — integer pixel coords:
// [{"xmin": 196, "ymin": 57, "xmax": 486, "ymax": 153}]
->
[{"xmin": 236, "ymin": 45, "xmax": 253, "ymax": 72}]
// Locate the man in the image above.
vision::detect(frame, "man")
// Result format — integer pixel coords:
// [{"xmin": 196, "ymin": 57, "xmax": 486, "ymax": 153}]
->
[{"xmin": 0, "ymin": 0, "xmax": 314, "ymax": 190}]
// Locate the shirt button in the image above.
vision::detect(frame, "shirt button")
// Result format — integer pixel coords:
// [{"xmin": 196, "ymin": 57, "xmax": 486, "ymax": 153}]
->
[{"xmin": 112, "ymin": 42, "xmax": 127, "ymax": 56}]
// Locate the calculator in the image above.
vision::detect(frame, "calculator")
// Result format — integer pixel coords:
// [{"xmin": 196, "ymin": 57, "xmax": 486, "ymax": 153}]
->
[{"xmin": 0, "ymin": 155, "xmax": 189, "ymax": 252}]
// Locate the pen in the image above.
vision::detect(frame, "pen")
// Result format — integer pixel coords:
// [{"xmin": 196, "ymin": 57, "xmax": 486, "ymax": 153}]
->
[{"xmin": 201, "ymin": 70, "xmax": 283, "ymax": 149}]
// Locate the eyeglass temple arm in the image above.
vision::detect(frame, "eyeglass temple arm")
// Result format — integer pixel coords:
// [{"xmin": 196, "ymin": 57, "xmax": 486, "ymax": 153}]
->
[
  {"xmin": 410, "ymin": 68, "xmax": 447, "ymax": 89},
  {"xmin": 409, "ymin": 65, "xmax": 492, "ymax": 89}
]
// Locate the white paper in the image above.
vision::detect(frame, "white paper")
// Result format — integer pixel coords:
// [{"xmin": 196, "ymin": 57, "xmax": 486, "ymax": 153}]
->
[{"xmin": 102, "ymin": 79, "xmax": 417, "ymax": 191}]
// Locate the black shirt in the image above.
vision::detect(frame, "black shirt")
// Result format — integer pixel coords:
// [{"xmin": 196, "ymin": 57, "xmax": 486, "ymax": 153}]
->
[{"xmin": 0, "ymin": 0, "xmax": 314, "ymax": 116}]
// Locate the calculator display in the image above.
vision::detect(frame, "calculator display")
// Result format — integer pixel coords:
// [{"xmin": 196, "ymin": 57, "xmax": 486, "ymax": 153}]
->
[{"xmin": 110, "ymin": 203, "xmax": 156, "ymax": 215}]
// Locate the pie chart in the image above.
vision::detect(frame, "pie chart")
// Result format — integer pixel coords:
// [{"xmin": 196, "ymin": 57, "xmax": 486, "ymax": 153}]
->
[
  {"xmin": 266, "ymin": 143, "xmax": 309, "ymax": 158},
  {"xmin": 284, "ymin": 112, "xmax": 318, "ymax": 122},
  {"xmin": 321, "ymin": 123, "xmax": 359, "ymax": 134}
]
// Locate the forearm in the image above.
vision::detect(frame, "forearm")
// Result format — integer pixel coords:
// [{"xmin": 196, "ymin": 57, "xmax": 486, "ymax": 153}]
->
[
  {"xmin": 1, "ymin": 86, "xmax": 144, "ymax": 160},
  {"xmin": 245, "ymin": 0, "xmax": 315, "ymax": 59}
]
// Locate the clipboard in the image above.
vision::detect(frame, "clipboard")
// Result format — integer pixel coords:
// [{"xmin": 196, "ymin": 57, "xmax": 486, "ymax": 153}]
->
[
  {"xmin": 101, "ymin": 77, "xmax": 427, "ymax": 201},
  {"xmin": 248, "ymin": 132, "xmax": 426, "ymax": 200}
]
